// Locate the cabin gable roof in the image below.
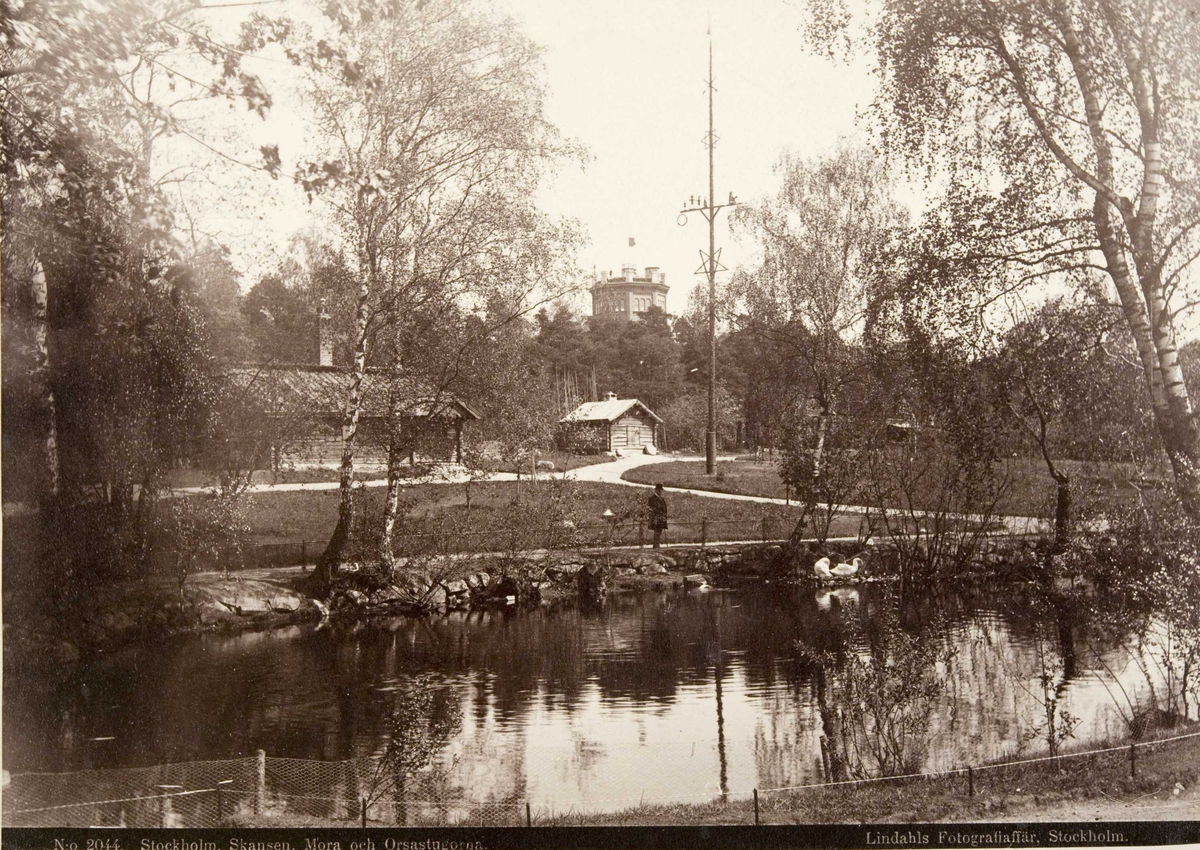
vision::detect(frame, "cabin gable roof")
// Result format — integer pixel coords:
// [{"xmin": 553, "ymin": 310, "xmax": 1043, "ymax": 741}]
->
[{"xmin": 560, "ymin": 397, "xmax": 662, "ymax": 425}]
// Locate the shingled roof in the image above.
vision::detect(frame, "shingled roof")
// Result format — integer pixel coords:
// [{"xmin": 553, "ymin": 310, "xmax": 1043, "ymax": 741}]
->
[
  {"xmin": 225, "ymin": 365, "xmax": 480, "ymax": 420},
  {"xmin": 560, "ymin": 395, "xmax": 662, "ymax": 424}
]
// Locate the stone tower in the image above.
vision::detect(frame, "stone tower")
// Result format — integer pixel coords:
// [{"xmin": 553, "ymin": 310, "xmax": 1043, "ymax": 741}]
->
[{"xmin": 590, "ymin": 265, "xmax": 669, "ymax": 321}]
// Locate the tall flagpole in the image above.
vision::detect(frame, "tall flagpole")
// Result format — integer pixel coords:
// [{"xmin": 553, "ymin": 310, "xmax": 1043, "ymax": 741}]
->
[{"xmin": 679, "ymin": 27, "xmax": 737, "ymax": 476}]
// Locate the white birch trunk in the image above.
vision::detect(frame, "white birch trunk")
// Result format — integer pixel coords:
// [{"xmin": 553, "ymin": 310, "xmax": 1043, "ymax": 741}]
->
[
  {"xmin": 380, "ymin": 315, "xmax": 406, "ymax": 574},
  {"xmin": 30, "ymin": 255, "xmax": 60, "ymax": 503},
  {"xmin": 318, "ymin": 253, "xmax": 373, "ymax": 577}
]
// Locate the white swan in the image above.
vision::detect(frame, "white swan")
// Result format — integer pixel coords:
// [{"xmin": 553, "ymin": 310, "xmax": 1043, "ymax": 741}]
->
[
  {"xmin": 830, "ymin": 587, "xmax": 860, "ymax": 606},
  {"xmin": 817, "ymin": 586, "xmax": 860, "ymax": 611},
  {"xmin": 831, "ymin": 557, "xmax": 863, "ymax": 578},
  {"xmin": 813, "ymin": 556, "xmax": 833, "ymax": 578}
]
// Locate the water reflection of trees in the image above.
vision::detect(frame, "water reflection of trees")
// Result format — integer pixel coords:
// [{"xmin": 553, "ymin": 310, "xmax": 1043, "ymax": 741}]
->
[
  {"xmin": 5, "ymin": 578, "xmax": 1176, "ymax": 808},
  {"xmin": 979, "ymin": 592, "xmax": 1083, "ymax": 758},
  {"xmin": 796, "ymin": 589, "xmax": 954, "ymax": 779}
]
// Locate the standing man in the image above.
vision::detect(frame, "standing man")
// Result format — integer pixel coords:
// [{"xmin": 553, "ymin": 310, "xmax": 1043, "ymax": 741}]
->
[{"xmin": 648, "ymin": 484, "xmax": 669, "ymax": 549}]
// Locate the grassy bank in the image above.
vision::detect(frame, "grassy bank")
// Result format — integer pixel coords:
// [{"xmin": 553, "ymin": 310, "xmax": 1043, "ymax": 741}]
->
[
  {"xmin": 228, "ymin": 729, "xmax": 1200, "ymax": 827},
  {"xmin": 559, "ymin": 732, "xmax": 1200, "ymax": 825},
  {"xmin": 241, "ymin": 479, "xmax": 817, "ymax": 553}
]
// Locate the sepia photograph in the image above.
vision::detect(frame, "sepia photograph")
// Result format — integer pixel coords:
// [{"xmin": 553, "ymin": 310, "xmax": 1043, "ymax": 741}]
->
[{"xmin": 2, "ymin": 0, "xmax": 1200, "ymax": 846}]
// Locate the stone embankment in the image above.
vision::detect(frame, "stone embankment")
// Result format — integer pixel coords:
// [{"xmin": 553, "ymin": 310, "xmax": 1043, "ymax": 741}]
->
[{"xmin": 6, "ymin": 533, "xmax": 1049, "ymax": 670}]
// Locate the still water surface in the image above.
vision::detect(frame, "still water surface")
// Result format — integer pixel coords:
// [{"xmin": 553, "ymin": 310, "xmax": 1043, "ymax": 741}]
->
[{"xmin": 4, "ymin": 585, "xmax": 1149, "ymax": 811}]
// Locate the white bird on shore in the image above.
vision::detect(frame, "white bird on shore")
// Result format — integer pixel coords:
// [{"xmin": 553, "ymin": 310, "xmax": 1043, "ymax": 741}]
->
[
  {"xmin": 831, "ymin": 557, "xmax": 863, "ymax": 578},
  {"xmin": 813, "ymin": 556, "xmax": 832, "ymax": 578}
]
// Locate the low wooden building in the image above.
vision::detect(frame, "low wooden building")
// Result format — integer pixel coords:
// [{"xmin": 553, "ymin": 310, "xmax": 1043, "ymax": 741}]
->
[
  {"xmin": 223, "ymin": 364, "xmax": 481, "ymax": 467},
  {"xmin": 559, "ymin": 393, "xmax": 663, "ymax": 454}
]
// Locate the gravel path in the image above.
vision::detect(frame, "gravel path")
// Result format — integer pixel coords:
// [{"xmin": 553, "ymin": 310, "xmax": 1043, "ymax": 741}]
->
[{"xmin": 162, "ymin": 451, "xmax": 1050, "ymax": 536}]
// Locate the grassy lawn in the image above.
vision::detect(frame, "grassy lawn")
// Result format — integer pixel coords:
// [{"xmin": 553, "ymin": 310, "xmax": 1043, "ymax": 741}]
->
[
  {"xmin": 240, "ymin": 479, "xmax": 820, "ymax": 555},
  {"xmin": 624, "ymin": 457, "xmax": 1162, "ymax": 518},
  {"xmin": 1, "ymin": 477, "xmax": 844, "ymax": 596},
  {"xmin": 625, "ymin": 459, "xmax": 792, "ymax": 500}
]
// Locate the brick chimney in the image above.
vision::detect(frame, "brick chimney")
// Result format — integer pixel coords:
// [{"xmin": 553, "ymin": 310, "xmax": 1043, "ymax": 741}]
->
[{"xmin": 318, "ymin": 298, "xmax": 333, "ymax": 367}]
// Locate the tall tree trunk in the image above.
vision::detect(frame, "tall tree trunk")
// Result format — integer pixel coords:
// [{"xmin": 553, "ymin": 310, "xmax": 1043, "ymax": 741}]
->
[
  {"xmin": 784, "ymin": 407, "xmax": 830, "ymax": 563},
  {"xmin": 1133, "ymin": 257, "xmax": 1200, "ymax": 517},
  {"xmin": 380, "ymin": 364, "xmax": 405, "ymax": 575},
  {"xmin": 30, "ymin": 253, "xmax": 67, "ymax": 595},
  {"xmin": 30, "ymin": 255, "xmax": 60, "ymax": 509},
  {"xmin": 316, "ymin": 256, "xmax": 373, "ymax": 588},
  {"xmin": 1054, "ymin": 9, "xmax": 1200, "ymax": 516},
  {"xmin": 1095, "ymin": 202, "xmax": 1200, "ymax": 516},
  {"xmin": 1041, "ymin": 9, "xmax": 1200, "ymax": 516},
  {"xmin": 381, "ymin": 256, "xmax": 417, "ymax": 575},
  {"xmin": 811, "ymin": 406, "xmax": 830, "ymax": 496},
  {"xmin": 1051, "ymin": 471, "xmax": 1071, "ymax": 554},
  {"xmin": 380, "ymin": 413, "xmax": 405, "ymax": 576}
]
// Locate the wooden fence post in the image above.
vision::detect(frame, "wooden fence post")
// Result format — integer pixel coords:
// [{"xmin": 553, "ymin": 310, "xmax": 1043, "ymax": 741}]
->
[
  {"xmin": 255, "ymin": 750, "xmax": 266, "ymax": 815},
  {"xmin": 967, "ymin": 767, "xmax": 974, "ymax": 798},
  {"xmin": 300, "ymin": 541, "xmax": 306, "ymax": 570},
  {"xmin": 753, "ymin": 788, "xmax": 760, "ymax": 825},
  {"xmin": 155, "ymin": 785, "xmax": 181, "ymax": 828},
  {"xmin": 1130, "ymin": 742, "xmax": 1137, "ymax": 777},
  {"xmin": 361, "ymin": 797, "xmax": 368, "ymax": 828},
  {"xmin": 526, "ymin": 801, "xmax": 532, "ymax": 827},
  {"xmin": 701, "ymin": 518, "xmax": 708, "ymax": 547}
]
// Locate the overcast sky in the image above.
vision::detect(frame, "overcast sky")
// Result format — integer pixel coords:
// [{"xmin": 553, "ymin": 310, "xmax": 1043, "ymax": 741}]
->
[
  {"xmin": 169, "ymin": 0, "xmax": 1195, "ymax": 339},
  {"xmin": 176, "ymin": 0, "xmax": 884, "ymax": 317},
  {"xmin": 497, "ymin": 0, "xmax": 881, "ymax": 316}
]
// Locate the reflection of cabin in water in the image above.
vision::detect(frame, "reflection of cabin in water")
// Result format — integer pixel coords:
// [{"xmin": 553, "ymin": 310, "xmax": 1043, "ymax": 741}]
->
[
  {"xmin": 559, "ymin": 392, "xmax": 662, "ymax": 454},
  {"xmin": 224, "ymin": 364, "xmax": 481, "ymax": 467}
]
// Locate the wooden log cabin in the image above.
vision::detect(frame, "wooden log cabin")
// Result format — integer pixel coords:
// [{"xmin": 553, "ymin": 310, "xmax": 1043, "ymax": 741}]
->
[
  {"xmin": 222, "ymin": 364, "xmax": 480, "ymax": 468},
  {"xmin": 559, "ymin": 392, "xmax": 663, "ymax": 454}
]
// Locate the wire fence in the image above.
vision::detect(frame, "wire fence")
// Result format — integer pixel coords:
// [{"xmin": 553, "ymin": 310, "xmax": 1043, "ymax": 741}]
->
[{"xmin": 6, "ymin": 731, "xmax": 1198, "ymax": 828}]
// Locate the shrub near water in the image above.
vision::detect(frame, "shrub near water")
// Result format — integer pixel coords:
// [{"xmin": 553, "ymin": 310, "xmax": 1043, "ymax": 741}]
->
[
  {"xmin": 798, "ymin": 591, "xmax": 954, "ymax": 781},
  {"xmin": 1076, "ymin": 498, "xmax": 1200, "ymax": 724}
]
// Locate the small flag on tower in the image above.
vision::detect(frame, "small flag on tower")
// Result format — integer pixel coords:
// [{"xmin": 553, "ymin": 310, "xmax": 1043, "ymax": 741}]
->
[{"xmin": 628, "ymin": 237, "xmax": 636, "ymax": 247}]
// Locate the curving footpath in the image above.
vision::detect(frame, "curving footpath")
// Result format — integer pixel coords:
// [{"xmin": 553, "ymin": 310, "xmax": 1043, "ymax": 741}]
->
[
  {"xmin": 162, "ymin": 451, "xmax": 1049, "ymax": 537},
  {"xmin": 572, "ymin": 452, "xmax": 1048, "ymax": 537}
]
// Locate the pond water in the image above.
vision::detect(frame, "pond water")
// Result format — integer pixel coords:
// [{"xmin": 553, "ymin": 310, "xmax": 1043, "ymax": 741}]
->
[{"xmin": 2, "ymin": 584, "xmax": 1156, "ymax": 813}]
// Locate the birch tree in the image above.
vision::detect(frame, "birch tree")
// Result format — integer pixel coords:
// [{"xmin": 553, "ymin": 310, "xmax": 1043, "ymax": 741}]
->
[
  {"xmin": 300, "ymin": 0, "xmax": 578, "ymax": 584},
  {"xmin": 730, "ymin": 144, "xmax": 908, "ymax": 537},
  {"xmin": 839, "ymin": 0, "xmax": 1200, "ymax": 515}
]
